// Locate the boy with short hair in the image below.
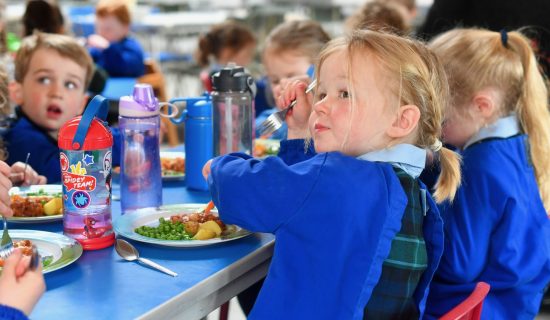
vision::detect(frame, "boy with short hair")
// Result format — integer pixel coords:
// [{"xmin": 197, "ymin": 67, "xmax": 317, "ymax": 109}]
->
[
  {"xmin": 3, "ymin": 32, "xmax": 116, "ymax": 183},
  {"xmin": 88, "ymin": 0, "xmax": 145, "ymax": 78}
]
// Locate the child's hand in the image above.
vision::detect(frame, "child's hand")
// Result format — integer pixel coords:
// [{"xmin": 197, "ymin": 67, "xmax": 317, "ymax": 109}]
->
[
  {"xmin": 87, "ymin": 34, "xmax": 110, "ymax": 49},
  {"xmin": 202, "ymin": 159, "xmax": 213, "ymax": 180},
  {"xmin": 10, "ymin": 162, "xmax": 47, "ymax": 186},
  {"xmin": 0, "ymin": 161, "xmax": 13, "ymax": 218},
  {"xmin": 0, "ymin": 249, "xmax": 45, "ymax": 316},
  {"xmin": 277, "ymin": 80, "xmax": 313, "ymax": 139}
]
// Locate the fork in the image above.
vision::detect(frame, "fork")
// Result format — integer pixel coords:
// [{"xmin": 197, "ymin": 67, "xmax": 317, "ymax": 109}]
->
[
  {"xmin": 258, "ymin": 80, "xmax": 317, "ymax": 136},
  {"xmin": 0, "ymin": 216, "xmax": 14, "ymax": 261},
  {"xmin": 0, "ymin": 219, "xmax": 41, "ymax": 270}
]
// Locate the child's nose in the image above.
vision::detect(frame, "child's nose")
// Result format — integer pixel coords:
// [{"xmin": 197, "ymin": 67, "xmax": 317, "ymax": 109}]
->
[
  {"xmin": 48, "ymin": 82, "xmax": 63, "ymax": 98},
  {"xmin": 313, "ymin": 98, "xmax": 329, "ymax": 114}
]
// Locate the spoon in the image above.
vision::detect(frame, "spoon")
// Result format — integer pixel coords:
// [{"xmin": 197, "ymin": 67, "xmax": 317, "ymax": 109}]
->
[{"xmin": 115, "ymin": 239, "xmax": 178, "ymax": 277}]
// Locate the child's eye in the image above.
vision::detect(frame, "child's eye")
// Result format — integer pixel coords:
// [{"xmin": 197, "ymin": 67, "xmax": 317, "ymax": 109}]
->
[
  {"xmin": 38, "ymin": 77, "xmax": 51, "ymax": 85},
  {"xmin": 316, "ymin": 92, "xmax": 327, "ymax": 100},
  {"xmin": 338, "ymin": 91, "xmax": 350, "ymax": 99},
  {"xmin": 65, "ymin": 81, "xmax": 78, "ymax": 90}
]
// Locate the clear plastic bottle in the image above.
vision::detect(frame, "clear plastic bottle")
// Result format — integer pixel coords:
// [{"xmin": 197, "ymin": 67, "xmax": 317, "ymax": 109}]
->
[{"xmin": 119, "ymin": 84, "xmax": 162, "ymax": 212}]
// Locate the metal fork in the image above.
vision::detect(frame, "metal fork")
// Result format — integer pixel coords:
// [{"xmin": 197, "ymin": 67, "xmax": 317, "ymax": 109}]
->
[
  {"xmin": 0, "ymin": 219, "xmax": 41, "ymax": 270},
  {"xmin": 0, "ymin": 216, "xmax": 14, "ymax": 261},
  {"xmin": 258, "ymin": 80, "xmax": 317, "ymax": 136}
]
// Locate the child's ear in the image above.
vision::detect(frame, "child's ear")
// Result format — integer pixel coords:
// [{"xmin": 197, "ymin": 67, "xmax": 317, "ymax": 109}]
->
[
  {"xmin": 471, "ymin": 89, "xmax": 497, "ymax": 120},
  {"xmin": 9, "ymin": 82, "xmax": 24, "ymax": 105},
  {"xmin": 386, "ymin": 104, "xmax": 421, "ymax": 138}
]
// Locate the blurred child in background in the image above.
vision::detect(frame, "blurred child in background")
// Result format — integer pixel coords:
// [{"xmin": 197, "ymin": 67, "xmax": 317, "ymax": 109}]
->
[
  {"xmin": 256, "ymin": 19, "xmax": 330, "ymax": 140},
  {"xmin": 195, "ymin": 20, "xmax": 256, "ymax": 91},
  {"xmin": 22, "ymin": 0, "xmax": 64, "ymax": 37},
  {"xmin": 345, "ymin": 0, "xmax": 409, "ymax": 35},
  {"xmin": 88, "ymin": 0, "xmax": 144, "ymax": 78},
  {"xmin": 426, "ymin": 28, "xmax": 550, "ymax": 318},
  {"xmin": 205, "ymin": 29, "xmax": 461, "ymax": 319}
]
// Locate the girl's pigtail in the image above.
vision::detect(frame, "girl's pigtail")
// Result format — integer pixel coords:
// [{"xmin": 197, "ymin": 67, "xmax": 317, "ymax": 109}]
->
[
  {"xmin": 508, "ymin": 32, "xmax": 550, "ymax": 211},
  {"xmin": 433, "ymin": 146, "xmax": 462, "ymax": 203}
]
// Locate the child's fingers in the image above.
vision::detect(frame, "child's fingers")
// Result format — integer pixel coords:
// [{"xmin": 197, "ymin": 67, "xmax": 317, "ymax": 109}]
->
[
  {"xmin": 2, "ymin": 249, "xmax": 23, "ymax": 279},
  {"xmin": 15, "ymin": 254, "xmax": 32, "ymax": 278},
  {"xmin": 202, "ymin": 159, "xmax": 213, "ymax": 180},
  {"xmin": 0, "ymin": 161, "xmax": 11, "ymax": 176}
]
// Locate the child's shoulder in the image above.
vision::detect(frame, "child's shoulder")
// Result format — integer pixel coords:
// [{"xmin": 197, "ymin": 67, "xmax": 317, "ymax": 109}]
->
[
  {"xmin": 322, "ymin": 152, "xmax": 401, "ymax": 186},
  {"xmin": 463, "ymin": 135, "xmax": 528, "ymax": 174},
  {"xmin": 5, "ymin": 116, "xmax": 51, "ymax": 144}
]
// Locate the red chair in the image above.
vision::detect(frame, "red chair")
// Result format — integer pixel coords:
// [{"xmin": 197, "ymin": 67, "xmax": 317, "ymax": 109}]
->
[{"xmin": 440, "ymin": 282, "xmax": 491, "ymax": 320}]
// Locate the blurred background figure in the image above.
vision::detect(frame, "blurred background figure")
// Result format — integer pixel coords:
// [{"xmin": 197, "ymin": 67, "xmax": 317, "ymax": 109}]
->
[
  {"xmin": 88, "ymin": 0, "xmax": 145, "ymax": 78},
  {"xmin": 195, "ymin": 20, "xmax": 256, "ymax": 92},
  {"xmin": 345, "ymin": 0, "xmax": 410, "ymax": 35},
  {"xmin": 22, "ymin": 0, "xmax": 64, "ymax": 37},
  {"xmin": 255, "ymin": 19, "xmax": 330, "ymax": 140}
]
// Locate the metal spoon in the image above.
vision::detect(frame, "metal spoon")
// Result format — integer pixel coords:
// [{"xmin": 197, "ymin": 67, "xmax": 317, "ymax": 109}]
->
[{"xmin": 114, "ymin": 239, "xmax": 177, "ymax": 277}]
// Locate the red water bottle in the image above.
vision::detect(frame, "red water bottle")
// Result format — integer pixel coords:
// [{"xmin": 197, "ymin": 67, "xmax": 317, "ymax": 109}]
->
[{"xmin": 58, "ymin": 96, "xmax": 115, "ymax": 250}]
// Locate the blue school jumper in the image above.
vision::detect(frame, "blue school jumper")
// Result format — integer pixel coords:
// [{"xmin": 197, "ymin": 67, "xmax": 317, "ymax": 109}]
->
[
  {"xmin": 3, "ymin": 110, "xmax": 121, "ymax": 183},
  {"xmin": 425, "ymin": 115, "xmax": 550, "ymax": 319},
  {"xmin": 208, "ymin": 139, "xmax": 444, "ymax": 319},
  {"xmin": 0, "ymin": 305, "xmax": 28, "ymax": 320},
  {"xmin": 89, "ymin": 37, "xmax": 145, "ymax": 78}
]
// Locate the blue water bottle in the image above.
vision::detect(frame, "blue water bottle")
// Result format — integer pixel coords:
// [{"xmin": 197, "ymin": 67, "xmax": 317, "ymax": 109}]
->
[
  {"xmin": 170, "ymin": 94, "xmax": 212, "ymax": 191},
  {"xmin": 119, "ymin": 84, "xmax": 163, "ymax": 212}
]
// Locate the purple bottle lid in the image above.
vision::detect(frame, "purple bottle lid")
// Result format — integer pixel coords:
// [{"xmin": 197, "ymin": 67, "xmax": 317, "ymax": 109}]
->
[{"xmin": 119, "ymin": 84, "xmax": 159, "ymax": 117}]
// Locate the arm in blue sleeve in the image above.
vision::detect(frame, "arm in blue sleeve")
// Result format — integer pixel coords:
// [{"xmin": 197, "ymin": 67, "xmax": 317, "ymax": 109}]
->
[
  {"xmin": 0, "ymin": 305, "xmax": 29, "ymax": 320},
  {"xmin": 277, "ymin": 139, "xmax": 316, "ymax": 165},
  {"xmin": 208, "ymin": 152, "xmax": 325, "ymax": 233}
]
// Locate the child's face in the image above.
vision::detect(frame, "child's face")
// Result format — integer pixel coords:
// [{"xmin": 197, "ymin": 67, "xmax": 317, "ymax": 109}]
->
[
  {"xmin": 12, "ymin": 48, "xmax": 88, "ymax": 132},
  {"xmin": 220, "ymin": 43, "xmax": 256, "ymax": 67},
  {"xmin": 95, "ymin": 15, "xmax": 129, "ymax": 43},
  {"xmin": 263, "ymin": 49, "xmax": 311, "ymax": 102},
  {"xmin": 442, "ymin": 106, "xmax": 480, "ymax": 149},
  {"xmin": 309, "ymin": 50, "xmax": 394, "ymax": 156}
]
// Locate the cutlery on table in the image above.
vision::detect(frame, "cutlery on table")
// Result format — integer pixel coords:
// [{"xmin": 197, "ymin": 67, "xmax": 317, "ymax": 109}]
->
[
  {"xmin": 115, "ymin": 238, "xmax": 178, "ymax": 277},
  {"xmin": 258, "ymin": 79, "xmax": 317, "ymax": 136},
  {"xmin": 8, "ymin": 152, "xmax": 31, "ymax": 186}
]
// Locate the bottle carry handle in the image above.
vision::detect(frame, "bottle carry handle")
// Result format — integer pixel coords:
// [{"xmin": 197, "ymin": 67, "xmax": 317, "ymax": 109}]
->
[{"xmin": 71, "ymin": 95, "xmax": 109, "ymax": 150}]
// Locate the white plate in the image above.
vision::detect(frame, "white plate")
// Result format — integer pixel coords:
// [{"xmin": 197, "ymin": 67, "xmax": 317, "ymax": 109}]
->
[
  {"xmin": 8, "ymin": 185, "xmax": 63, "ymax": 223},
  {"xmin": 4, "ymin": 230, "xmax": 83, "ymax": 274},
  {"xmin": 113, "ymin": 203, "xmax": 251, "ymax": 247},
  {"xmin": 160, "ymin": 151, "xmax": 185, "ymax": 181}
]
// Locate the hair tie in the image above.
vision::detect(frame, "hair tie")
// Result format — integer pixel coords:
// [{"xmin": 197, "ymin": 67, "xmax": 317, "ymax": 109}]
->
[
  {"xmin": 500, "ymin": 29, "xmax": 508, "ymax": 48},
  {"xmin": 431, "ymin": 139, "xmax": 443, "ymax": 152}
]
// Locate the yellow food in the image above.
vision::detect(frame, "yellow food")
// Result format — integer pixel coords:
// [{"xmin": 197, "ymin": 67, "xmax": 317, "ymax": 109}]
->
[
  {"xmin": 193, "ymin": 228, "xmax": 216, "ymax": 240},
  {"xmin": 43, "ymin": 198, "xmax": 63, "ymax": 216},
  {"xmin": 200, "ymin": 220, "xmax": 222, "ymax": 237}
]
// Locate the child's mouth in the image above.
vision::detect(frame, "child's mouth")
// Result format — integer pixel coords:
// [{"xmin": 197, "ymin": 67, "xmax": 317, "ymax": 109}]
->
[
  {"xmin": 46, "ymin": 105, "xmax": 62, "ymax": 119},
  {"xmin": 314, "ymin": 123, "xmax": 328, "ymax": 132}
]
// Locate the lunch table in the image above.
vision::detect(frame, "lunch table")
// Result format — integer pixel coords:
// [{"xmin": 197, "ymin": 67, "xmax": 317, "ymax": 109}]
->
[{"xmin": 10, "ymin": 179, "xmax": 274, "ymax": 320}]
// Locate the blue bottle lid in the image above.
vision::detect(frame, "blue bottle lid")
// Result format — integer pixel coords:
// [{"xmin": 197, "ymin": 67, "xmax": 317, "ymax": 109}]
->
[{"xmin": 187, "ymin": 100, "xmax": 212, "ymax": 119}]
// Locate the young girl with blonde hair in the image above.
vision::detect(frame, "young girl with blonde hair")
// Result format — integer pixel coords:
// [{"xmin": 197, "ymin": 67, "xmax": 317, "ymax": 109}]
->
[
  {"xmin": 426, "ymin": 28, "xmax": 550, "ymax": 318},
  {"xmin": 203, "ymin": 30, "xmax": 461, "ymax": 319}
]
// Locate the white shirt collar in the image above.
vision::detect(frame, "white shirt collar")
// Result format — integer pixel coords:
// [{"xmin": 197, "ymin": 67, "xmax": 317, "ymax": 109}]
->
[
  {"xmin": 357, "ymin": 144, "xmax": 426, "ymax": 178},
  {"xmin": 464, "ymin": 113, "xmax": 521, "ymax": 149}
]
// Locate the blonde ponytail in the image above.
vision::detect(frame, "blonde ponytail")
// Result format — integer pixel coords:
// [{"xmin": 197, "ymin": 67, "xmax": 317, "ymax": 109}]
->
[
  {"xmin": 433, "ymin": 147, "xmax": 462, "ymax": 203},
  {"xmin": 508, "ymin": 32, "xmax": 550, "ymax": 210}
]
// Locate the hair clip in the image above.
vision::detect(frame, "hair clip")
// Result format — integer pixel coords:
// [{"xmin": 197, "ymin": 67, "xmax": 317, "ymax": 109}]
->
[{"xmin": 500, "ymin": 29, "xmax": 508, "ymax": 48}]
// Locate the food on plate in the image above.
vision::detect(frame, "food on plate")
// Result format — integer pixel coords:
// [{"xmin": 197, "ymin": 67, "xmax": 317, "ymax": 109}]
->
[
  {"xmin": 161, "ymin": 156, "xmax": 185, "ymax": 176},
  {"xmin": 0, "ymin": 240, "xmax": 52, "ymax": 268},
  {"xmin": 134, "ymin": 210, "xmax": 229, "ymax": 241},
  {"xmin": 10, "ymin": 189, "xmax": 63, "ymax": 217},
  {"xmin": 254, "ymin": 139, "xmax": 280, "ymax": 158}
]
